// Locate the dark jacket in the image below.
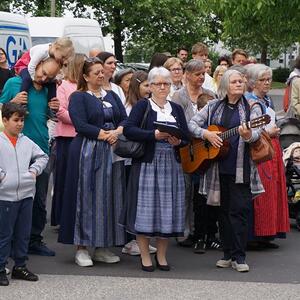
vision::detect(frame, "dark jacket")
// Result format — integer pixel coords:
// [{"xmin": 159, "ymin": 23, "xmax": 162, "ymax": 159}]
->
[
  {"xmin": 123, "ymin": 99, "xmax": 190, "ymax": 163},
  {"xmin": 69, "ymin": 90, "xmax": 127, "ymax": 139}
]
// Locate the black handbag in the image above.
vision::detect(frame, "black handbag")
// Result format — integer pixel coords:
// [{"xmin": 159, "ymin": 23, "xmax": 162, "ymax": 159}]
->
[{"xmin": 114, "ymin": 101, "xmax": 150, "ymax": 158}]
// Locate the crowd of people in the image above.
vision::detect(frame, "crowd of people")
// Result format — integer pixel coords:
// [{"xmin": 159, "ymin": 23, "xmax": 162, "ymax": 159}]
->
[{"xmin": 0, "ymin": 38, "xmax": 292, "ymax": 286}]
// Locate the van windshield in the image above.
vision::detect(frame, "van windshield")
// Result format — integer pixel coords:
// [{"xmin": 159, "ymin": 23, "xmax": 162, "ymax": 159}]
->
[{"xmin": 32, "ymin": 37, "xmax": 56, "ymax": 46}]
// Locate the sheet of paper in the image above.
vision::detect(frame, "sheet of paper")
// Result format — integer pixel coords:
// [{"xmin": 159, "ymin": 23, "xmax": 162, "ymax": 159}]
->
[{"xmin": 265, "ymin": 106, "xmax": 276, "ymax": 130}]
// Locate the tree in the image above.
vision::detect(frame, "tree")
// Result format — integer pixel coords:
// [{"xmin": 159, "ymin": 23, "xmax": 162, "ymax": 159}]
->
[
  {"xmin": 11, "ymin": 0, "xmax": 65, "ymax": 16},
  {"xmin": 209, "ymin": 0, "xmax": 300, "ymax": 64},
  {"xmin": 0, "ymin": 1, "xmax": 10, "ymax": 12},
  {"xmin": 65, "ymin": 0, "xmax": 220, "ymax": 62}
]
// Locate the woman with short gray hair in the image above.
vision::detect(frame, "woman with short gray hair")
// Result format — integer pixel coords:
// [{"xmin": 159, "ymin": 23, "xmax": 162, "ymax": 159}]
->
[
  {"xmin": 120, "ymin": 67, "xmax": 190, "ymax": 272},
  {"xmin": 245, "ymin": 64, "xmax": 290, "ymax": 249},
  {"xmin": 172, "ymin": 59, "xmax": 218, "ymax": 253},
  {"xmin": 189, "ymin": 69, "xmax": 264, "ymax": 272}
]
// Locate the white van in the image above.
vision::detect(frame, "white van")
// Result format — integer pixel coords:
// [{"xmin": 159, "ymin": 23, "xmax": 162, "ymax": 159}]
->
[
  {"xmin": 0, "ymin": 11, "xmax": 31, "ymax": 67},
  {"xmin": 27, "ymin": 17, "xmax": 105, "ymax": 55}
]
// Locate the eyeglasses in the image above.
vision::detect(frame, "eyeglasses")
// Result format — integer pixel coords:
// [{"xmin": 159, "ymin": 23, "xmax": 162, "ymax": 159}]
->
[
  {"xmin": 258, "ymin": 78, "xmax": 272, "ymax": 83},
  {"xmin": 151, "ymin": 82, "xmax": 171, "ymax": 88},
  {"xmin": 170, "ymin": 67, "xmax": 183, "ymax": 73}
]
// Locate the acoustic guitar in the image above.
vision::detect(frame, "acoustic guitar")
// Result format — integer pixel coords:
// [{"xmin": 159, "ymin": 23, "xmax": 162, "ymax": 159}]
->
[{"xmin": 180, "ymin": 114, "xmax": 271, "ymax": 174}]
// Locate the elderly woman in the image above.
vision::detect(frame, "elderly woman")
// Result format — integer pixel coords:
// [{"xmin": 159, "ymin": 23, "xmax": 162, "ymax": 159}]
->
[
  {"xmin": 51, "ymin": 53, "xmax": 85, "ymax": 227},
  {"xmin": 58, "ymin": 57, "xmax": 127, "ymax": 267},
  {"xmin": 245, "ymin": 64, "xmax": 290, "ymax": 249},
  {"xmin": 189, "ymin": 69, "xmax": 264, "ymax": 272},
  {"xmin": 172, "ymin": 59, "xmax": 218, "ymax": 252},
  {"xmin": 163, "ymin": 57, "xmax": 184, "ymax": 97},
  {"xmin": 120, "ymin": 67, "xmax": 189, "ymax": 272}
]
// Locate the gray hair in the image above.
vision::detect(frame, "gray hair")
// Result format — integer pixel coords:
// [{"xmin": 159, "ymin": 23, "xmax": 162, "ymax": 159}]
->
[
  {"xmin": 185, "ymin": 59, "xmax": 205, "ymax": 73},
  {"xmin": 148, "ymin": 67, "xmax": 172, "ymax": 84},
  {"xmin": 228, "ymin": 64, "xmax": 247, "ymax": 75},
  {"xmin": 217, "ymin": 69, "xmax": 243, "ymax": 99},
  {"xmin": 246, "ymin": 63, "xmax": 272, "ymax": 89}
]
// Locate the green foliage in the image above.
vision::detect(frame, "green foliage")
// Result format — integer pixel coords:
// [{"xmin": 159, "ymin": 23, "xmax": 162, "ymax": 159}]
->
[
  {"xmin": 11, "ymin": 0, "xmax": 65, "ymax": 16},
  {"xmin": 272, "ymin": 67, "xmax": 290, "ymax": 83},
  {"xmin": 64, "ymin": 0, "xmax": 221, "ymax": 62},
  {"xmin": 209, "ymin": 0, "xmax": 300, "ymax": 61},
  {"xmin": 0, "ymin": 1, "xmax": 10, "ymax": 12}
]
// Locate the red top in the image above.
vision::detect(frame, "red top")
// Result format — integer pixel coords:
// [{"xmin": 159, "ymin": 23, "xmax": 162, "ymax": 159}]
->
[{"xmin": 4, "ymin": 132, "xmax": 18, "ymax": 147}]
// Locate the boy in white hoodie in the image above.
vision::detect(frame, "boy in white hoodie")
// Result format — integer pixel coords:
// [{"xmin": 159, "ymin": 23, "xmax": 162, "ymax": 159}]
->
[{"xmin": 0, "ymin": 102, "xmax": 48, "ymax": 286}]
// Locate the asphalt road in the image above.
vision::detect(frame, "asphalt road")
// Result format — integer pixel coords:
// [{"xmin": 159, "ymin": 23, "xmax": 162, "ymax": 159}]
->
[{"xmin": 4, "ymin": 88, "xmax": 300, "ymax": 299}]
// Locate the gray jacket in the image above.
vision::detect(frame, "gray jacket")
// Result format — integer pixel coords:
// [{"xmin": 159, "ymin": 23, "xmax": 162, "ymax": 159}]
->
[{"xmin": 0, "ymin": 133, "xmax": 48, "ymax": 201}]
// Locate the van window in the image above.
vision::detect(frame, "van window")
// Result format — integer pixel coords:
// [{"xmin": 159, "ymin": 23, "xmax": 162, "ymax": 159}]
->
[{"xmin": 32, "ymin": 37, "xmax": 56, "ymax": 46}]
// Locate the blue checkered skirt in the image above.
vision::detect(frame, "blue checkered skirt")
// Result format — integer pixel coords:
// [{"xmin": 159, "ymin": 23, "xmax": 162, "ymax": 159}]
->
[
  {"xmin": 134, "ymin": 142, "xmax": 185, "ymax": 237},
  {"xmin": 74, "ymin": 138, "xmax": 125, "ymax": 247}
]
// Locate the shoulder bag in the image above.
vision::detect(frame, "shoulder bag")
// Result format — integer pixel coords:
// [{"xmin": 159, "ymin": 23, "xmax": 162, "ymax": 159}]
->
[
  {"xmin": 113, "ymin": 101, "xmax": 150, "ymax": 158},
  {"xmin": 249, "ymin": 102, "xmax": 275, "ymax": 163}
]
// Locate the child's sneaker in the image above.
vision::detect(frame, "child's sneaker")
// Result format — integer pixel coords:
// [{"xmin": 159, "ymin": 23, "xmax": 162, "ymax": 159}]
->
[
  {"xmin": 0, "ymin": 270, "xmax": 9, "ymax": 286},
  {"xmin": 11, "ymin": 266, "xmax": 39, "ymax": 281}
]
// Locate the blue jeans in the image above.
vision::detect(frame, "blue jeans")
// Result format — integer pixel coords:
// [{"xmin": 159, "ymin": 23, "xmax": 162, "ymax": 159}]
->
[
  {"xmin": 30, "ymin": 170, "xmax": 50, "ymax": 244},
  {"xmin": 0, "ymin": 198, "xmax": 33, "ymax": 271}
]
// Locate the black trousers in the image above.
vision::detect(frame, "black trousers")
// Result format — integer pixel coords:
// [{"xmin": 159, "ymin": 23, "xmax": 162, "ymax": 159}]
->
[
  {"xmin": 193, "ymin": 184, "xmax": 219, "ymax": 240},
  {"xmin": 219, "ymin": 174, "xmax": 251, "ymax": 262}
]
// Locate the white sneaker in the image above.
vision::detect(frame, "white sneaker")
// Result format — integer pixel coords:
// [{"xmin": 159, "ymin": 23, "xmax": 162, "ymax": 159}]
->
[
  {"xmin": 122, "ymin": 240, "xmax": 141, "ymax": 255},
  {"xmin": 149, "ymin": 244, "xmax": 157, "ymax": 254},
  {"xmin": 75, "ymin": 249, "xmax": 93, "ymax": 267},
  {"xmin": 231, "ymin": 260, "xmax": 250, "ymax": 272},
  {"xmin": 93, "ymin": 248, "xmax": 120, "ymax": 263},
  {"xmin": 122, "ymin": 240, "xmax": 157, "ymax": 255},
  {"xmin": 216, "ymin": 258, "xmax": 232, "ymax": 268},
  {"xmin": 5, "ymin": 268, "xmax": 10, "ymax": 275}
]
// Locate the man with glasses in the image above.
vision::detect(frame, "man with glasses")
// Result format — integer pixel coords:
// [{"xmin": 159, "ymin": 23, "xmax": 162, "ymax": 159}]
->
[{"xmin": 0, "ymin": 57, "xmax": 60, "ymax": 257}]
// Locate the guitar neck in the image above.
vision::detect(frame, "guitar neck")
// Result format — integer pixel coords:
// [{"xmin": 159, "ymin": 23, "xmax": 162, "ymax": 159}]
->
[{"xmin": 220, "ymin": 121, "xmax": 250, "ymax": 140}]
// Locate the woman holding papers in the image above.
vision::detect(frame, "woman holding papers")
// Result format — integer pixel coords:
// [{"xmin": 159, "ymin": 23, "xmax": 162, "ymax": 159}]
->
[
  {"xmin": 245, "ymin": 64, "xmax": 290, "ymax": 248},
  {"xmin": 120, "ymin": 67, "xmax": 189, "ymax": 272}
]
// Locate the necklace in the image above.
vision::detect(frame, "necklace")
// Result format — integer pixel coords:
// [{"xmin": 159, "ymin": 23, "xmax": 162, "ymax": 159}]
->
[{"xmin": 151, "ymin": 98, "xmax": 167, "ymax": 113}]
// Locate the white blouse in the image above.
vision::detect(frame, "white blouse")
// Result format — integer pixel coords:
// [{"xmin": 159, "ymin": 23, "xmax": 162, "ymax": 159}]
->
[{"xmin": 150, "ymin": 99, "xmax": 176, "ymax": 123}]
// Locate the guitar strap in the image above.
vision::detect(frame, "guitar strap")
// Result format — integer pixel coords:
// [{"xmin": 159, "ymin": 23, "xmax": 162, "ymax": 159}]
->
[{"xmin": 243, "ymin": 96, "xmax": 251, "ymax": 184}]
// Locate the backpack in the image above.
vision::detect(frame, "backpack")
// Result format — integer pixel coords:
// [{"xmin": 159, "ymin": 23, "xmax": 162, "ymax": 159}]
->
[{"xmin": 283, "ymin": 76, "xmax": 300, "ymax": 112}]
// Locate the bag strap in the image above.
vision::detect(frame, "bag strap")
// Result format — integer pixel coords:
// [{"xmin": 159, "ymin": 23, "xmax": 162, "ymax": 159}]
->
[
  {"xmin": 140, "ymin": 100, "xmax": 151, "ymax": 129},
  {"xmin": 250, "ymin": 101, "xmax": 266, "ymax": 115}
]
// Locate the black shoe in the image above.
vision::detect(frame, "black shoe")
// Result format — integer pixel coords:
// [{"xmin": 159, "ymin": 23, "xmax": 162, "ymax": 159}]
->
[
  {"xmin": 206, "ymin": 238, "xmax": 222, "ymax": 250},
  {"xmin": 194, "ymin": 239, "xmax": 206, "ymax": 254},
  {"xmin": 28, "ymin": 241, "xmax": 56, "ymax": 256},
  {"xmin": 260, "ymin": 241, "xmax": 279, "ymax": 249},
  {"xmin": 178, "ymin": 235, "xmax": 194, "ymax": 248},
  {"xmin": 155, "ymin": 255, "xmax": 170, "ymax": 271},
  {"xmin": 140, "ymin": 258, "xmax": 155, "ymax": 272},
  {"xmin": 11, "ymin": 266, "xmax": 39, "ymax": 281},
  {"xmin": 0, "ymin": 270, "xmax": 9, "ymax": 286}
]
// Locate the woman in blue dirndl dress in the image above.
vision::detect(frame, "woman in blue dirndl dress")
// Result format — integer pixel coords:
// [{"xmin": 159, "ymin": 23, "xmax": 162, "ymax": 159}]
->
[
  {"xmin": 58, "ymin": 57, "xmax": 127, "ymax": 267},
  {"xmin": 120, "ymin": 67, "xmax": 190, "ymax": 271}
]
